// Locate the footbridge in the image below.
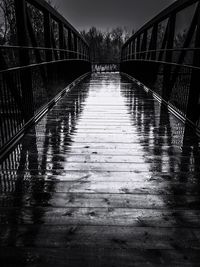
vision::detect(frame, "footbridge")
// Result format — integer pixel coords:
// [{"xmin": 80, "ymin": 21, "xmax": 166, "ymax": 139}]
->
[{"xmin": 0, "ymin": 0, "xmax": 200, "ymax": 266}]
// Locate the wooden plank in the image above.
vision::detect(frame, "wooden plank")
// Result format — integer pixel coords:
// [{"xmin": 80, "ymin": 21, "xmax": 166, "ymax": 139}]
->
[
  {"xmin": 0, "ymin": 154, "xmax": 187, "ymax": 163},
  {"xmin": 1, "ymin": 207, "xmax": 200, "ymax": 227},
  {"xmin": 1, "ymin": 193, "xmax": 200, "ymax": 210},
  {"xmin": 1, "ymin": 169, "xmax": 199, "ymax": 180},
  {"xmin": 1, "ymin": 72, "xmax": 200, "ymax": 267},
  {"xmin": 2, "ymin": 184, "xmax": 200, "ymax": 197},
  {"xmin": 0, "ymin": 162, "xmax": 198, "ymax": 172},
  {"xmin": 1, "ymin": 225, "xmax": 200, "ymax": 250},
  {"xmin": 0, "ymin": 247, "xmax": 200, "ymax": 267},
  {"xmin": 1, "ymin": 180, "xmax": 200, "ymax": 196},
  {"xmin": 45, "ymin": 181, "xmax": 200, "ymax": 195}
]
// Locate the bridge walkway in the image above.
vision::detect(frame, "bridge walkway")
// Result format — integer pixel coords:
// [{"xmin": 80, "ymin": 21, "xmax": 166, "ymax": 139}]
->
[{"xmin": 0, "ymin": 73, "xmax": 200, "ymax": 266}]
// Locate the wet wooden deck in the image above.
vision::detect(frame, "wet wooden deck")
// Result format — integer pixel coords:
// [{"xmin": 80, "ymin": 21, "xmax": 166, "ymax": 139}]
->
[{"xmin": 1, "ymin": 73, "xmax": 200, "ymax": 266}]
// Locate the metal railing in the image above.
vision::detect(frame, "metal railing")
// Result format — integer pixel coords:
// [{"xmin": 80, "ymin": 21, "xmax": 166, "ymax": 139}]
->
[
  {"xmin": 121, "ymin": 0, "xmax": 200, "ymax": 130},
  {"xmin": 0, "ymin": 0, "xmax": 91, "ymax": 155}
]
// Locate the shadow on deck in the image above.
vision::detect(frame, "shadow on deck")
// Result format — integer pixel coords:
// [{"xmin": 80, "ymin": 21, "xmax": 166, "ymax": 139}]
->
[{"xmin": 0, "ymin": 73, "xmax": 200, "ymax": 266}]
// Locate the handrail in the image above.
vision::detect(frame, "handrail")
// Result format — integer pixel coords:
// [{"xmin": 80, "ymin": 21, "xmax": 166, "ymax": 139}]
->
[
  {"xmin": 120, "ymin": 0, "xmax": 200, "ymax": 131},
  {"xmin": 0, "ymin": 0, "xmax": 91, "ymax": 152},
  {"xmin": 27, "ymin": 0, "xmax": 88, "ymax": 46},
  {"xmin": 0, "ymin": 45, "xmax": 85, "ymax": 53},
  {"xmin": 123, "ymin": 0, "xmax": 198, "ymax": 48},
  {"xmin": 121, "ymin": 59, "xmax": 200, "ymax": 71}
]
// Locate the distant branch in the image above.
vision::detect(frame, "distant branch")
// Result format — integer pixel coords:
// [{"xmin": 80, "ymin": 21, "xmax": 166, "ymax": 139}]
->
[{"xmin": 81, "ymin": 26, "xmax": 134, "ymax": 63}]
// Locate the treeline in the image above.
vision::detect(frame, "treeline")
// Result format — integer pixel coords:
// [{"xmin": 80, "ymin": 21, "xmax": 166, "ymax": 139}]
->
[{"xmin": 81, "ymin": 27, "xmax": 133, "ymax": 63}]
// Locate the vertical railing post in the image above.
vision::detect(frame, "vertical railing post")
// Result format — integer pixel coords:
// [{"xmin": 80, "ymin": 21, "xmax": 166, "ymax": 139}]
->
[
  {"xmin": 141, "ymin": 30, "xmax": 147, "ymax": 59},
  {"xmin": 77, "ymin": 38, "xmax": 79, "ymax": 59},
  {"xmin": 131, "ymin": 41, "xmax": 135, "ymax": 60},
  {"xmin": 162, "ymin": 13, "xmax": 176, "ymax": 100},
  {"xmin": 83, "ymin": 43, "xmax": 85, "ymax": 60},
  {"xmin": 81, "ymin": 40, "xmax": 83, "ymax": 60},
  {"xmin": 43, "ymin": 10, "xmax": 53, "ymax": 89},
  {"xmin": 150, "ymin": 23, "xmax": 158, "ymax": 60},
  {"xmin": 14, "ymin": 0, "xmax": 34, "ymax": 121},
  {"xmin": 127, "ymin": 43, "xmax": 129, "ymax": 60},
  {"xmin": 186, "ymin": 3, "xmax": 200, "ymax": 124},
  {"xmin": 74, "ymin": 35, "xmax": 78, "ymax": 59},
  {"xmin": 59, "ymin": 22, "xmax": 64, "ymax": 59},
  {"xmin": 44, "ymin": 11, "xmax": 52, "ymax": 61},
  {"xmin": 126, "ymin": 44, "xmax": 129, "ymax": 60},
  {"xmin": 129, "ymin": 42, "xmax": 132, "ymax": 60},
  {"xmin": 79, "ymin": 39, "xmax": 82, "ymax": 60},
  {"xmin": 68, "ymin": 29, "xmax": 72, "ymax": 59},
  {"xmin": 88, "ymin": 46, "xmax": 91, "ymax": 62},
  {"xmin": 136, "ymin": 36, "xmax": 140, "ymax": 60}
]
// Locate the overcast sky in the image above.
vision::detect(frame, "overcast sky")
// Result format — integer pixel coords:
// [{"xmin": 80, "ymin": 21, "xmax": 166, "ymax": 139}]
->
[{"xmin": 51, "ymin": 0, "xmax": 176, "ymax": 32}]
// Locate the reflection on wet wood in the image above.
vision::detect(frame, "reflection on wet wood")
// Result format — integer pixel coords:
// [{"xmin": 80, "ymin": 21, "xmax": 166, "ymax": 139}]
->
[
  {"xmin": 1, "ymin": 192, "xmax": 200, "ymax": 209},
  {"xmin": 0, "ymin": 73, "xmax": 200, "ymax": 266},
  {"xmin": 1, "ymin": 207, "xmax": 200, "ymax": 228}
]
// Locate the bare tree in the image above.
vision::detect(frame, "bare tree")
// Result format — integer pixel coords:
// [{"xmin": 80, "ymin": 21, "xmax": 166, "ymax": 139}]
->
[
  {"xmin": 0, "ymin": 0, "xmax": 57, "ymax": 45},
  {"xmin": 0, "ymin": 0, "xmax": 16, "ymax": 44},
  {"xmin": 81, "ymin": 26, "xmax": 133, "ymax": 63}
]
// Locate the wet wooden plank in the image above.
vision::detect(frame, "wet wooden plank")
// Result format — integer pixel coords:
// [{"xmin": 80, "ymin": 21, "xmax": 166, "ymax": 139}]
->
[
  {"xmin": 1, "ymin": 174, "xmax": 200, "ymax": 195},
  {"xmin": 1, "ymin": 192, "xmax": 200, "ymax": 210},
  {"xmin": 1, "ymin": 73, "xmax": 200, "ymax": 266},
  {"xmin": 2, "ymin": 162, "xmax": 198, "ymax": 172},
  {"xmin": 0, "ymin": 247, "xmax": 200, "ymax": 267},
  {"xmin": 38, "ymin": 181, "xmax": 200, "ymax": 195},
  {"xmin": 1, "ymin": 179, "xmax": 200, "ymax": 195},
  {"xmin": 1, "ymin": 225, "xmax": 200, "ymax": 250},
  {"xmin": 1, "ymin": 207, "xmax": 200, "ymax": 227},
  {"xmin": 0, "ymin": 154, "xmax": 185, "ymax": 164}
]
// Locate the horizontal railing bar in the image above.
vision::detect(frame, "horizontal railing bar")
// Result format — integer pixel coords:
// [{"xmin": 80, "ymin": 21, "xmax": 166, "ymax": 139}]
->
[
  {"xmin": 121, "ymin": 58, "xmax": 200, "ymax": 71},
  {"xmin": 0, "ymin": 58, "xmax": 90, "ymax": 74},
  {"xmin": 0, "ymin": 45, "xmax": 87, "ymax": 54},
  {"xmin": 125, "ymin": 48, "xmax": 200, "ymax": 55}
]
